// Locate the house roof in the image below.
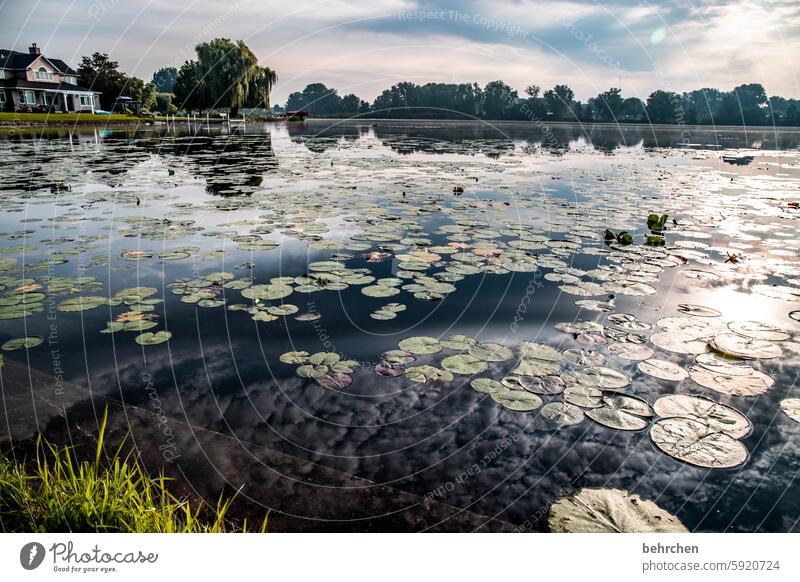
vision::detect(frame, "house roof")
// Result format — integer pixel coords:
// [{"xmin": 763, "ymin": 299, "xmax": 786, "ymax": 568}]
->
[
  {"xmin": 0, "ymin": 49, "xmax": 78, "ymax": 75},
  {"xmin": 48, "ymin": 58, "xmax": 77, "ymax": 75},
  {"xmin": 0, "ymin": 49, "xmax": 38, "ymax": 70},
  {"xmin": 0, "ymin": 77, "xmax": 96, "ymax": 94}
]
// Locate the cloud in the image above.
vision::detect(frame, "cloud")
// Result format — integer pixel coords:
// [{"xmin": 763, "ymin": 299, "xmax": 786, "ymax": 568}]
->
[{"xmin": 1, "ymin": 0, "xmax": 797, "ymax": 104}]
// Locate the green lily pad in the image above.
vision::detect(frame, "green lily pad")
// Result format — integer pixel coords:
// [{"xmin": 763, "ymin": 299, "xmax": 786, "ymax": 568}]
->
[
  {"xmin": 280, "ymin": 351, "xmax": 310, "ymax": 364},
  {"xmin": 468, "ymin": 342, "xmax": 514, "ymax": 362},
  {"xmin": 56, "ymin": 296, "xmax": 108, "ymax": 312},
  {"xmin": 134, "ymin": 331, "xmax": 172, "ymax": 345},
  {"xmin": 241, "ymin": 284, "xmax": 293, "ymax": 301},
  {"xmin": 2, "ymin": 336, "xmax": 44, "ymax": 351},
  {"xmin": 491, "ymin": 388, "xmax": 542, "ymax": 411},
  {"xmin": 540, "ymin": 402, "xmax": 585, "ymax": 426},
  {"xmin": 398, "ymin": 336, "xmax": 442, "ymax": 355},
  {"xmin": 405, "ymin": 365, "xmax": 454, "ymax": 383},
  {"xmin": 470, "ymin": 377, "xmax": 504, "ymax": 393},
  {"xmin": 440, "ymin": 354, "xmax": 488, "ymax": 375}
]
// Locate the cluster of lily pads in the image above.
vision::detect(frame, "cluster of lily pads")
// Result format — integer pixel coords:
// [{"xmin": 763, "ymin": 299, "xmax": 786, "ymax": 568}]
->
[
  {"xmin": 279, "ymin": 350, "xmax": 361, "ymax": 389},
  {"xmin": 3, "ymin": 129, "xmax": 800, "ymax": 506}
]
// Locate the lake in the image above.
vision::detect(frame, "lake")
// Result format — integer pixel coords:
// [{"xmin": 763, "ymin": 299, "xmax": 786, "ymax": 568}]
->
[{"xmin": 1, "ymin": 119, "xmax": 800, "ymax": 532}]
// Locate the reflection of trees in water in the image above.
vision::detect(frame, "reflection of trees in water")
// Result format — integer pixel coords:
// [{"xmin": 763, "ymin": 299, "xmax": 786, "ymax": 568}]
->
[
  {"xmin": 288, "ymin": 121, "xmax": 800, "ymax": 155},
  {"xmin": 147, "ymin": 132, "xmax": 278, "ymax": 196},
  {"xmin": 1, "ymin": 127, "xmax": 280, "ymax": 195},
  {"xmin": 0, "ymin": 127, "xmax": 153, "ymax": 191},
  {"xmin": 285, "ymin": 123, "xmax": 366, "ymax": 153}
]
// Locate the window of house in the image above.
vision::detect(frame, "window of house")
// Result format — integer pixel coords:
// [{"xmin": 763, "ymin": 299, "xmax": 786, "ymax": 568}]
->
[
  {"xmin": 0, "ymin": 91, "xmax": 5, "ymax": 104},
  {"xmin": 24, "ymin": 90, "xmax": 36, "ymax": 104},
  {"xmin": 65, "ymin": 76, "xmax": 76, "ymax": 84},
  {"xmin": 79, "ymin": 95, "xmax": 92, "ymax": 106},
  {"xmin": 43, "ymin": 94, "xmax": 52, "ymax": 106},
  {"xmin": 34, "ymin": 66, "xmax": 53, "ymax": 81}
]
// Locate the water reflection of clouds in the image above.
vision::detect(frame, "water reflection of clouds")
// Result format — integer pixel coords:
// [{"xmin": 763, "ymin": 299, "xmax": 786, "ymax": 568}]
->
[{"xmin": 4, "ymin": 122, "xmax": 800, "ymax": 531}]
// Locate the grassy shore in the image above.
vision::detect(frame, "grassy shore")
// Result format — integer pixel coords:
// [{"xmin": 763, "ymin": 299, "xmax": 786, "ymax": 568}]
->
[
  {"xmin": 0, "ymin": 410, "xmax": 266, "ymax": 533},
  {"xmin": 0, "ymin": 111, "xmax": 146, "ymax": 125}
]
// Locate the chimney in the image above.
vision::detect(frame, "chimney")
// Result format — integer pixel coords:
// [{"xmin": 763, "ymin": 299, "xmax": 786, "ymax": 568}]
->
[{"xmin": 29, "ymin": 43, "xmax": 40, "ymax": 55}]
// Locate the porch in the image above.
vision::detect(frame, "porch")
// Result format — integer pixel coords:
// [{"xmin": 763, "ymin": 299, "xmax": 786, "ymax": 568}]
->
[{"xmin": 1, "ymin": 87, "xmax": 98, "ymax": 114}]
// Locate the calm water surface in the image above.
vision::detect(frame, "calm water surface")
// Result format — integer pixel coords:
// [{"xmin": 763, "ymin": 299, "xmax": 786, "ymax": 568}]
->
[{"xmin": 1, "ymin": 120, "xmax": 800, "ymax": 531}]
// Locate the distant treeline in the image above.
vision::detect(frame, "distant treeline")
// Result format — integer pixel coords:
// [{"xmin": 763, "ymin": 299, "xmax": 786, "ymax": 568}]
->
[{"xmin": 281, "ymin": 81, "xmax": 800, "ymax": 126}]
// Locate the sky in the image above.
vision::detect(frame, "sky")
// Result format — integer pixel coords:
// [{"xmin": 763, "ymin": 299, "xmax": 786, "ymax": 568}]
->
[{"xmin": 1, "ymin": 0, "xmax": 798, "ymax": 104}]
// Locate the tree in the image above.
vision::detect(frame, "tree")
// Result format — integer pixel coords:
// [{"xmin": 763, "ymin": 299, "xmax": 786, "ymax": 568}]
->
[
  {"xmin": 174, "ymin": 39, "xmax": 277, "ymax": 117},
  {"xmin": 151, "ymin": 67, "xmax": 177, "ymax": 92},
  {"xmin": 77, "ymin": 52, "xmax": 127, "ymax": 110},
  {"xmin": 683, "ymin": 88, "xmax": 723, "ymax": 124},
  {"xmin": 155, "ymin": 93, "xmax": 174, "ymax": 114},
  {"xmin": 481, "ymin": 80, "xmax": 518, "ymax": 119},
  {"xmin": 646, "ymin": 90, "xmax": 679, "ymax": 123},
  {"xmin": 246, "ymin": 65, "xmax": 278, "ymax": 111},
  {"xmin": 174, "ymin": 60, "xmax": 201, "ymax": 111},
  {"xmin": 786, "ymin": 103, "xmax": 800, "ymax": 126},
  {"xmin": 591, "ymin": 87, "xmax": 624, "ymax": 122},
  {"xmin": 341, "ymin": 93, "xmax": 367, "ymax": 115},
  {"xmin": 718, "ymin": 84, "xmax": 767, "ymax": 126},
  {"xmin": 544, "ymin": 84, "xmax": 574, "ymax": 120},
  {"xmin": 286, "ymin": 83, "xmax": 342, "ymax": 115},
  {"xmin": 129, "ymin": 77, "xmax": 157, "ymax": 112},
  {"xmin": 621, "ymin": 97, "xmax": 646, "ymax": 122}
]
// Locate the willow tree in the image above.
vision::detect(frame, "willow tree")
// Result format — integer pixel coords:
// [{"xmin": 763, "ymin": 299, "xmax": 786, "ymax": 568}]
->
[{"xmin": 179, "ymin": 38, "xmax": 277, "ymax": 117}]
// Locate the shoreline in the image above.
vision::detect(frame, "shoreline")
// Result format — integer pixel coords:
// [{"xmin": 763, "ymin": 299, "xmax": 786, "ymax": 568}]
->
[{"xmin": 2, "ymin": 116, "xmax": 800, "ymax": 132}]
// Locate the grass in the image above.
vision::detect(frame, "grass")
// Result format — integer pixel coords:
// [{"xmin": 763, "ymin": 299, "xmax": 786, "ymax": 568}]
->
[
  {"xmin": 0, "ymin": 112, "xmax": 142, "ymax": 123},
  {"xmin": 0, "ymin": 409, "xmax": 266, "ymax": 533}
]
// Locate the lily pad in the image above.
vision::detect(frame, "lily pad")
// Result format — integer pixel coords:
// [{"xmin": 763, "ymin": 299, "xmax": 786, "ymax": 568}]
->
[
  {"xmin": 468, "ymin": 342, "xmax": 514, "ymax": 362},
  {"xmin": 727, "ymin": 321, "xmax": 789, "ymax": 341},
  {"xmin": 608, "ymin": 342, "xmax": 654, "ymax": 361},
  {"xmin": 470, "ymin": 377, "xmax": 504, "ymax": 393},
  {"xmin": 710, "ymin": 333, "xmax": 782, "ymax": 360},
  {"xmin": 1, "ymin": 336, "xmax": 43, "ymax": 351},
  {"xmin": 689, "ymin": 364, "xmax": 773, "ymax": 396},
  {"xmin": 562, "ymin": 348, "xmax": 606, "ymax": 367},
  {"xmin": 637, "ymin": 358, "xmax": 689, "ymax": 382},
  {"xmin": 440, "ymin": 354, "xmax": 488, "ymax": 375},
  {"xmin": 375, "ymin": 361, "xmax": 406, "ymax": 377},
  {"xmin": 405, "ymin": 365, "xmax": 453, "ymax": 383},
  {"xmin": 491, "ymin": 388, "xmax": 543, "ymax": 412},
  {"xmin": 540, "ymin": 402, "xmax": 585, "ymax": 426},
  {"xmin": 548, "ymin": 488, "xmax": 688, "ymax": 533},
  {"xmin": 134, "ymin": 331, "xmax": 172, "ymax": 345},
  {"xmin": 586, "ymin": 393, "xmax": 653, "ymax": 431},
  {"xmin": 280, "ymin": 351, "xmax": 310, "ymax": 364},
  {"xmin": 398, "ymin": 336, "xmax": 442, "ymax": 355},
  {"xmin": 650, "ymin": 417, "xmax": 748, "ymax": 468},
  {"xmin": 653, "ymin": 394, "xmax": 751, "ymax": 438},
  {"xmin": 780, "ymin": 398, "xmax": 800, "ymax": 423},
  {"xmin": 564, "ymin": 384, "xmax": 604, "ymax": 408}
]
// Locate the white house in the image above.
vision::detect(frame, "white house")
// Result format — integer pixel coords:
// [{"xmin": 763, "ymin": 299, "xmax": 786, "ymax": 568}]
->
[{"xmin": 0, "ymin": 43, "xmax": 101, "ymax": 113}]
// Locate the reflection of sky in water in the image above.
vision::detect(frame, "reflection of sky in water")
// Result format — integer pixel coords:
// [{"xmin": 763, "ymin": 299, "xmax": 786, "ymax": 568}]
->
[{"xmin": 1, "ymin": 121, "xmax": 800, "ymax": 531}]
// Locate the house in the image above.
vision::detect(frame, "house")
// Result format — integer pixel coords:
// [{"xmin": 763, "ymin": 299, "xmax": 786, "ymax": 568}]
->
[{"xmin": 0, "ymin": 43, "xmax": 101, "ymax": 113}]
